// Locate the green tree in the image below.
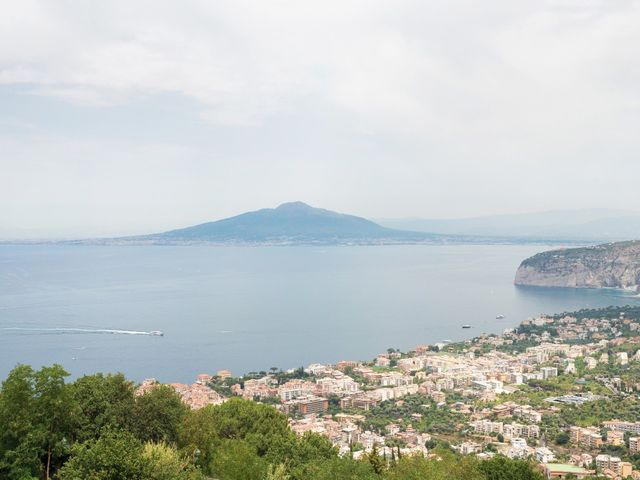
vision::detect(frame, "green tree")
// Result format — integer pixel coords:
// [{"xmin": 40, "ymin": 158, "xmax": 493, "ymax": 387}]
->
[
  {"xmin": 265, "ymin": 463, "xmax": 290, "ymax": 480},
  {"xmin": 142, "ymin": 442, "xmax": 205, "ymax": 480},
  {"xmin": 68, "ymin": 372, "xmax": 135, "ymax": 442},
  {"xmin": 386, "ymin": 452, "xmax": 484, "ymax": 480},
  {"xmin": 0, "ymin": 364, "xmax": 40, "ymax": 479},
  {"xmin": 34, "ymin": 364, "xmax": 74, "ymax": 479},
  {"xmin": 129, "ymin": 385, "xmax": 188, "ymax": 443},
  {"xmin": 178, "ymin": 398, "xmax": 296, "ymax": 477},
  {"xmin": 209, "ymin": 439, "xmax": 267, "ymax": 480},
  {"xmin": 555, "ymin": 432, "xmax": 569, "ymax": 445},
  {"xmin": 57, "ymin": 429, "xmax": 146, "ymax": 480},
  {"xmin": 477, "ymin": 455, "xmax": 544, "ymax": 480},
  {"xmin": 0, "ymin": 364, "xmax": 74, "ymax": 480},
  {"xmin": 297, "ymin": 456, "xmax": 377, "ymax": 480},
  {"xmin": 365, "ymin": 443, "xmax": 386, "ymax": 475}
]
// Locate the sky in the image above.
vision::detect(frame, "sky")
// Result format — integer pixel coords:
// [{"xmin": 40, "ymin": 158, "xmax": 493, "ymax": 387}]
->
[{"xmin": 1, "ymin": 0, "xmax": 639, "ymax": 238}]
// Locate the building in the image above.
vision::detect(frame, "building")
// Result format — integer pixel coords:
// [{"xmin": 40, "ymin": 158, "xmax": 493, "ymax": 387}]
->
[
  {"xmin": 607, "ymin": 430, "xmax": 625, "ymax": 446},
  {"xmin": 595, "ymin": 454, "xmax": 621, "ymax": 473},
  {"xmin": 460, "ymin": 442, "xmax": 482, "ymax": 455},
  {"xmin": 616, "ymin": 352, "xmax": 629, "ymax": 365},
  {"xmin": 284, "ymin": 395, "xmax": 328, "ymax": 415},
  {"xmin": 278, "ymin": 380, "xmax": 315, "ymax": 401},
  {"xmin": 503, "ymin": 422, "xmax": 540, "ymax": 439},
  {"xmin": 514, "ymin": 405, "xmax": 542, "ymax": 423},
  {"xmin": 536, "ymin": 447, "xmax": 556, "ymax": 463},
  {"xmin": 620, "ymin": 462, "xmax": 633, "ymax": 477},
  {"xmin": 340, "ymin": 393, "xmax": 377, "ymax": 410},
  {"xmin": 569, "ymin": 426, "xmax": 603, "ymax": 449},
  {"xmin": 196, "ymin": 373, "xmax": 213, "ymax": 384},
  {"xmin": 564, "ymin": 362, "xmax": 576, "ymax": 374},
  {"xmin": 541, "ymin": 464, "xmax": 594, "ymax": 479},
  {"xmin": 629, "ymin": 436, "xmax": 640, "ymax": 454},
  {"xmin": 470, "ymin": 420, "xmax": 504, "ymax": 435},
  {"xmin": 603, "ymin": 420, "xmax": 640, "ymax": 435}
]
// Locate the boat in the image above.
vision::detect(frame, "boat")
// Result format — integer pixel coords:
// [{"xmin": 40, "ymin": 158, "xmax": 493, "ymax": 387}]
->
[
  {"xmin": 149, "ymin": 331, "xmax": 164, "ymax": 336},
  {"xmin": 496, "ymin": 314, "xmax": 505, "ymax": 319},
  {"xmin": 462, "ymin": 324, "xmax": 472, "ymax": 329}
]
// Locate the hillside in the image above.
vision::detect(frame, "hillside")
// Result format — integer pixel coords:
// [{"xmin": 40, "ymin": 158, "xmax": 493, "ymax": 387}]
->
[
  {"xmin": 514, "ymin": 240, "xmax": 640, "ymax": 289},
  {"xmin": 130, "ymin": 201, "xmax": 440, "ymax": 245}
]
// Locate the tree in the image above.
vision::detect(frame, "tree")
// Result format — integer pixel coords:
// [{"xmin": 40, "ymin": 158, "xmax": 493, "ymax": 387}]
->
[
  {"xmin": 296, "ymin": 456, "xmax": 377, "ymax": 480},
  {"xmin": 209, "ymin": 439, "xmax": 267, "ymax": 480},
  {"xmin": 365, "ymin": 443, "xmax": 386, "ymax": 474},
  {"xmin": 178, "ymin": 398, "xmax": 296, "ymax": 477},
  {"xmin": 57, "ymin": 429, "xmax": 146, "ymax": 480},
  {"xmin": 386, "ymin": 452, "xmax": 484, "ymax": 480},
  {"xmin": 68, "ymin": 372, "xmax": 135, "ymax": 442},
  {"xmin": 265, "ymin": 463, "xmax": 290, "ymax": 480},
  {"xmin": 0, "ymin": 364, "xmax": 74, "ymax": 480},
  {"xmin": 280, "ymin": 432, "xmax": 336, "ymax": 478},
  {"xmin": 206, "ymin": 398, "xmax": 291, "ymax": 457},
  {"xmin": 178, "ymin": 405, "xmax": 220, "ymax": 471},
  {"xmin": 129, "ymin": 385, "xmax": 188, "ymax": 443},
  {"xmin": 33, "ymin": 364, "xmax": 74, "ymax": 479},
  {"xmin": 0, "ymin": 364, "xmax": 40, "ymax": 479},
  {"xmin": 477, "ymin": 455, "xmax": 544, "ymax": 480},
  {"xmin": 142, "ymin": 442, "xmax": 205, "ymax": 480}
]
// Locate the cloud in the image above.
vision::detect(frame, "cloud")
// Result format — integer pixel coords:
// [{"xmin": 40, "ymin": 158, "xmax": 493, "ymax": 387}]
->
[
  {"xmin": 1, "ymin": 0, "xmax": 640, "ymax": 235},
  {"xmin": 1, "ymin": 0, "xmax": 635, "ymax": 128}
]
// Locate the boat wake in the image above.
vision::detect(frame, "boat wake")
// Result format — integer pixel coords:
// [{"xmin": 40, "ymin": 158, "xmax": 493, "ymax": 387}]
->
[{"xmin": 2, "ymin": 327, "xmax": 163, "ymax": 336}]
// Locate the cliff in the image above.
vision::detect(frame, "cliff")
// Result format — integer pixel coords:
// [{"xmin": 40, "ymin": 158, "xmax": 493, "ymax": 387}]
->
[{"xmin": 514, "ymin": 240, "xmax": 640, "ymax": 289}]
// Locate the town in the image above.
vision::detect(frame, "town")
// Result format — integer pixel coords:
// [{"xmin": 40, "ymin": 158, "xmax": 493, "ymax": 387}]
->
[{"xmin": 138, "ymin": 305, "xmax": 640, "ymax": 480}]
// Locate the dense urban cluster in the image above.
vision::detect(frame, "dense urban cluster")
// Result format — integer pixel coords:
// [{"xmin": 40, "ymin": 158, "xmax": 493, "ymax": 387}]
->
[
  {"xmin": 152, "ymin": 305, "xmax": 640, "ymax": 480},
  {"xmin": 3, "ymin": 305, "xmax": 640, "ymax": 479}
]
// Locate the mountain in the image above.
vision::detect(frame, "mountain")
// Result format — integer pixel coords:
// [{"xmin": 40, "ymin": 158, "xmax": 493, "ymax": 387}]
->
[
  {"xmin": 514, "ymin": 240, "xmax": 640, "ymax": 289},
  {"xmin": 124, "ymin": 201, "xmax": 444, "ymax": 245},
  {"xmin": 378, "ymin": 209, "xmax": 640, "ymax": 242}
]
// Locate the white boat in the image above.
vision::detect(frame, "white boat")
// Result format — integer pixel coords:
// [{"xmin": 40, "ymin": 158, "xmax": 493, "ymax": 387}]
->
[
  {"xmin": 496, "ymin": 314, "xmax": 505, "ymax": 319},
  {"xmin": 149, "ymin": 331, "xmax": 164, "ymax": 336},
  {"xmin": 462, "ymin": 324, "xmax": 472, "ymax": 329}
]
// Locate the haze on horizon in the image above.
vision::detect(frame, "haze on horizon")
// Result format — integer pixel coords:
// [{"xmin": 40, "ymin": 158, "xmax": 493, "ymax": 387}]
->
[{"xmin": 1, "ymin": 1, "xmax": 639, "ymax": 238}]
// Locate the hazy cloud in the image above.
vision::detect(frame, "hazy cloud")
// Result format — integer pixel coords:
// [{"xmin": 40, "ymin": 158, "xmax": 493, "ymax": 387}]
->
[{"xmin": 1, "ymin": 0, "xmax": 639, "ymax": 237}]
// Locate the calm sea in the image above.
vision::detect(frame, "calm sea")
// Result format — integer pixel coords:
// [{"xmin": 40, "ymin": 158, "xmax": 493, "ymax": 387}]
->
[{"xmin": 0, "ymin": 244, "xmax": 636, "ymax": 383}]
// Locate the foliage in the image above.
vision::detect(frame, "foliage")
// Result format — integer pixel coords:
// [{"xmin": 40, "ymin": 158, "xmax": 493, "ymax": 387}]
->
[
  {"xmin": 57, "ymin": 429, "xmax": 146, "ymax": 479},
  {"xmin": 0, "ymin": 364, "xmax": 74, "ymax": 479},
  {"xmin": 129, "ymin": 385, "xmax": 189, "ymax": 443}
]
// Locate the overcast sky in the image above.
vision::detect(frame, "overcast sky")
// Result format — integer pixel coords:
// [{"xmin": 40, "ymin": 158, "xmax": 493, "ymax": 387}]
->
[{"xmin": 1, "ymin": 0, "xmax": 639, "ymax": 238}]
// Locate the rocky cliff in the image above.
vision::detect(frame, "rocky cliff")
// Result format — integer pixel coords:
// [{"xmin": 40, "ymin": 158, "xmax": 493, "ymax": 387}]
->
[{"xmin": 514, "ymin": 240, "xmax": 640, "ymax": 289}]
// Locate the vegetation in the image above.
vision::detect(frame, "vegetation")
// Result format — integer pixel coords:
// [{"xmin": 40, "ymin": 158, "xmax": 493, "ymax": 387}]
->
[{"xmin": 0, "ymin": 364, "xmax": 547, "ymax": 480}]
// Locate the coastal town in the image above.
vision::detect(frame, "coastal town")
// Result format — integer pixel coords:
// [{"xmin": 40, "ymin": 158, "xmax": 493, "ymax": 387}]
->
[{"xmin": 138, "ymin": 305, "xmax": 640, "ymax": 480}]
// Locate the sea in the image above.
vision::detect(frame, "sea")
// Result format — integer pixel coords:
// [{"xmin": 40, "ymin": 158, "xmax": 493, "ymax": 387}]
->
[{"xmin": 0, "ymin": 244, "xmax": 637, "ymax": 383}]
